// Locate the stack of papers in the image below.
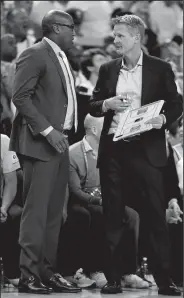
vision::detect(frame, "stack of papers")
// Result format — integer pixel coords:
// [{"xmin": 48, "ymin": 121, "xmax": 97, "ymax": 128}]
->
[{"xmin": 113, "ymin": 100, "xmax": 164, "ymax": 142}]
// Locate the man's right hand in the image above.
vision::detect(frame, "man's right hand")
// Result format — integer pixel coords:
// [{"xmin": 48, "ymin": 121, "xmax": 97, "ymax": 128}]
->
[
  {"xmin": 46, "ymin": 129, "xmax": 69, "ymax": 153},
  {"xmin": 89, "ymin": 196, "xmax": 102, "ymax": 206},
  {"xmin": 0, "ymin": 206, "xmax": 8, "ymax": 223},
  {"xmin": 105, "ymin": 94, "xmax": 131, "ymax": 112}
]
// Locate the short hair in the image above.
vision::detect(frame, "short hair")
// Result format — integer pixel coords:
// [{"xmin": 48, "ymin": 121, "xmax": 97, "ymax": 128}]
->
[
  {"xmin": 112, "ymin": 14, "xmax": 146, "ymax": 42},
  {"xmin": 81, "ymin": 48, "xmax": 107, "ymax": 79}
]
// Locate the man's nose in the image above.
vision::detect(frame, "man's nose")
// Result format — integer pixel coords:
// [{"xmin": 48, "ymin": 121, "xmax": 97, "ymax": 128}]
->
[
  {"xmin": 114, "ymin": 36, "xmax": 119, "ymax": 43},
  {"xmin": 72, "ymin": 29, "xmax": 76, "ymax": 37}
]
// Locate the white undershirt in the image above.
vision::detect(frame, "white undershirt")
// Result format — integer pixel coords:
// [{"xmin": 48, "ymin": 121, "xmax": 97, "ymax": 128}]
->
[{"xmin": 109, "ymin": 51, "xmax": 143, "ymax": 135}]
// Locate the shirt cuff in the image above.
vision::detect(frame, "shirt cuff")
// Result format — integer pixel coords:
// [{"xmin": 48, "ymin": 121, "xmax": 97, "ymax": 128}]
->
[
  {"xmin": 102, "ymin": 100, "xmax": 109, "ymax": 113},
  {"xmin": 40, "ymin": 126, "xmax": 54, "ymax": 137},
  {"xmin": 160, "ymin": 114, "xmax": 166, "ymax": 125}
]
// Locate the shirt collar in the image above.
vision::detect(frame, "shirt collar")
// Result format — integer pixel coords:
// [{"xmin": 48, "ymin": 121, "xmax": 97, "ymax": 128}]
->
[
  {"xmin": 43, "ymin": 37, "xmax": 66, "ymax": 57},
  {"xmin": 121, "ymin": 50, "xmax": 143, "ymax": 72},
  {"xmin": 82, "ymin": 137, "xmax": 93, "ymax": 153}
]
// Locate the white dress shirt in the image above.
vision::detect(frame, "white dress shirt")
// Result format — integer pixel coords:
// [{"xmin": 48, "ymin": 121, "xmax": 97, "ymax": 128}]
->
[
  {"xmin": 108, "ymin": 51, "xmax": 143, "ymax": 135},
  {"xmin": 41, "ymin": 37, "xmax": 77, "ymax": 136}
]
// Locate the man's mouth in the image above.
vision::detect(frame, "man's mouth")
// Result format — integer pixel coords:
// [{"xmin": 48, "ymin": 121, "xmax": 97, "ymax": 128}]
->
[{"xmin": 115, "ymin": 45, "xmax": 122, "ymax": 49}]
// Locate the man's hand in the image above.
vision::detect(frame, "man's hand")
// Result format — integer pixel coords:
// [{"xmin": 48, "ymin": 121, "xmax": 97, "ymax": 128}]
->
[
  {"xmin": 105, "ymin": 95, "xmax": 131, "ymax": 112},
  {"xmin": 166, "ymin": 208, "xmax": 182, "ymax": 224},
  {"xmin": 145, "ymin": 115, "xmax": 164, "ymax": 129},
  {"xmin": 46, "ymin": 129, "xmax": 69, "ymax": 154},
  {"xmin": 168, "ymin": 199, "xmax": 183, "ymax": 220},
  {"xmin": 166, "ymin": 199, "xmax": 183, "ymax": 224},
  {"xmin": 0, "ymin": 206, "xmax": 8, "ymax": 223},
  {"xmin": 89, "ymin": 196, "xmax": 102, "ymax": 206}
]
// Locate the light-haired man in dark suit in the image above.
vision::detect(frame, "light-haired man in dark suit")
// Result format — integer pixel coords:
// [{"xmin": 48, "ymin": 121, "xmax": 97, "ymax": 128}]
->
[
  {"xmin": 90, "ymin": 14, "xmax": 182, "ymax": 295},
  {"xmin": 10, "ymin": 10, "xmax": 80, "ymax": 295}
]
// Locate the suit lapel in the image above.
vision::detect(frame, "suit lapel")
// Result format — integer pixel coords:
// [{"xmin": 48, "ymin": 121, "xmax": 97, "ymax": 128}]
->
[
  {"xmin": 42, "ymin": 39, "xmax": 67, "ymax": 96},
  {"xmin": 141, "ymin": 53, "xmax": 153, "ymax": 105},
  {"xmin": 108, "ymin": 58, "xmax": 122, "ymax": 97}
]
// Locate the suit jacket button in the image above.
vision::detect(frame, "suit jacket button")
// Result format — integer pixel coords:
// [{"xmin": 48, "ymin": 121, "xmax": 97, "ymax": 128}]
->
[{"xmin": 64, "ymin": 104, "xmax": 67, "ymax": 108}]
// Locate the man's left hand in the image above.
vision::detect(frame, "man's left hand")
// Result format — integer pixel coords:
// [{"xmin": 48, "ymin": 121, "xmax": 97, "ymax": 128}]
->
[{"xmin": 145, "ymin": 115, "xmax": 164, "ymax": 129}]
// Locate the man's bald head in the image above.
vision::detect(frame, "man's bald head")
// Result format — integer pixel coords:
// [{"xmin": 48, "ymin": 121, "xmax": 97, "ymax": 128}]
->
[
  {"xmin": 84, "ymin": 114, "xmax": 104, "ymax": 140},
  {"xmin": 41, "ymin": 9, "xmax": 75, "ymax": 51},
  {"xmin": 42, "ymin": 10, "xmax": 73, "ymax": 37}
]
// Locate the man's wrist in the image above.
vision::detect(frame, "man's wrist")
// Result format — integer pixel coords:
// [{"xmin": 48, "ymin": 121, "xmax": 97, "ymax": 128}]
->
[
  {"xmin": 1, "ymin": 204, "xmax": 8, "ymax": 212},
  {"xmin": 40, "ymin": 126, "xmax": 54, "ymax": 137},
  {"xmin": 102, "ymin": 100, "xmax": 110, "ymax": 112}
]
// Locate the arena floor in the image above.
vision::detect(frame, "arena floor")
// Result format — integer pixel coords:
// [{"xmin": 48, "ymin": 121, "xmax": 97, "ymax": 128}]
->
[{"xmin": 1, "ymin": 286, "xmax": 183, "ymax": 298}]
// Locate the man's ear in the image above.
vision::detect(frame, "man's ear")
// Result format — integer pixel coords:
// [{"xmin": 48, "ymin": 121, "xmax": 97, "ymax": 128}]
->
[
  {"xmin": 91, "ymin": 125, "xmax": 97, "ymax": 135},
  {"xmin": 135, "ymin": 33, "xmax": 141, "ymax": 43},
  {"xmin": 53, "ymin": 24, "xmax": 60, "ymax": 34}
]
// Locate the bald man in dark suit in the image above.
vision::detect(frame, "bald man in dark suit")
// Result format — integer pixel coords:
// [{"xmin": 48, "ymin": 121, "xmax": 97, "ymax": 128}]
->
[{"xmin": 10, "ymin": 10, "xmax": 81, "ymax": 294}]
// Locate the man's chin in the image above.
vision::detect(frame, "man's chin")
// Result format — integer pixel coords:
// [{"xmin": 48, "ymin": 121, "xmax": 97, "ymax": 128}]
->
[{"xmin": 116, "ymin": 48, "xmax": 123, "ymax": 55}]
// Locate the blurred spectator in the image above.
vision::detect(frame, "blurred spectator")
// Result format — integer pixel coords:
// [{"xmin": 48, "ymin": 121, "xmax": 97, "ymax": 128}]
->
[
  {"xmin": 149, "ymin": 1, "xmax": 183, "ymax": 44},
  {"xmin": 166, "ymin": 60, "xmax": 183, "ymax": 95},
  {"xmin": 142, "ymin": 28, "xmax": 160, "ymax": 57},
  {"xmin": 58, "ymin": 114, "xmax": 146, "ymax": 289},
  {"xmin": 172, "ymin": 118, "xmax": 183, "ymax": 195},
  {"xmin": 111, "ymin": 10, "xmax": 133, "ymax": 24},
  {"xmin": 130, "ymin": 1, "xmax": 150, "ymax": 27},
  {"xmin": 104, "ymin": 35, "xmax": 121, "ymax": 60},
  {"xmin": 1, "ymin": 33, "xmax": 17, "ymax": 62},
  {"xmin": 58, "ymin": 115, "xmax": 106, "ymax": 289},
  {"xmin": 1, "ymin": 34, "xmax": 17, "ymax": 136},
  {"xmin": 4, "ymin": 7, "xmax": 36, "ymax": 57},
  {"xmin": 0, "ymin": 134, "xmax": 22, "ymax": 286},
  {"xmin": 66, "ymin": 1, "xmax": 112, "ymax": 47},
  {"xmin": 104, "ymin": 35, "xmax": 123, "ymax": 59},
  {"xmin": 166, "ymin": 117, "xmax": 183, "ymax": 195},
  {"xmin": 109, "ymin": 1, "xmax": 135, "ymax": 12},
  {"xmin": 14, "ymin": 0, "xmax": 33, "ymax": 15},
  {"xmin": 1, "ymin": 1, "xmax": 6, "ymax": 35},
  {"xmin": 81, "ymin": 48, "xmax": 108, "ymax": 92},
  {"xmin": 160, "ymin": 36, "xmax": 183, "ymax": 76},
  {"xmin": 65, "ymin": 8, "xmax": 84, "ymax": 37}
]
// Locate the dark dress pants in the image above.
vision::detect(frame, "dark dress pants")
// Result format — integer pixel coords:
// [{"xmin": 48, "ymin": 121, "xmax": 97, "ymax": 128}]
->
[
  {"xmin": 19, "ymin": 150, "xmax": 69, "ymax": 281},
  {"xmin": 58, "ymin": 204, "xmax": 105, "ymax": 275},
  {"xmin": 58, "ymin": 203, "xmax": 139, "ymax": 278},
  {"xmin": 0, "ymin": 214, "xmax": 21, "ymax": 279},
  {"xmin": 100, "ymin": 135, "xmax": 171, "ymax": 286}
]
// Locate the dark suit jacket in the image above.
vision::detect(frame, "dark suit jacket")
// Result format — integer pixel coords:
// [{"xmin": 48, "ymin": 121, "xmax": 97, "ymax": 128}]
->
[
  {"xmin": 89, "ymin": 53, "xmax": 182, "ymax": 167},
  {"xmin": 10, "ymin": 39, "xmax": 69, "ymax": 161}
]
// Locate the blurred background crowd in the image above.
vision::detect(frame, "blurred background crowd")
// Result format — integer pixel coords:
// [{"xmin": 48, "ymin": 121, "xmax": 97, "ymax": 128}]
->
[
  {"xmin": 0, "ymin": 0, "xmax": 183, "ymax": 291},
  {"xmin": 1, "ymin": 0, "xmax": 183, "ymax": 138}
]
